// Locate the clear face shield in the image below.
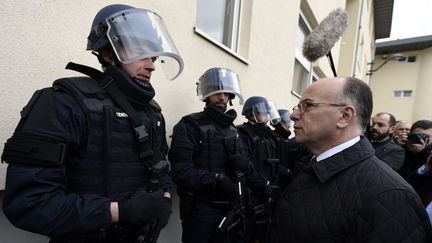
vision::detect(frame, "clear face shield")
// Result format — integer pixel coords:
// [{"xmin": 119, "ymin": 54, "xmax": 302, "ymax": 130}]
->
[
  {"xmin": 279, "ymin": 112, "xmax": 292, "ymax": 130},
  {"xmin": 106, "ymin": 8, "xmax": 184, "ymax": 80},
  {"xmin": 197, "ymin": 68, "xmax": 244, "ymax": 105},
  {"xmin": 252, "ymin": 101, "xmax": 281, "ymax": 125}
]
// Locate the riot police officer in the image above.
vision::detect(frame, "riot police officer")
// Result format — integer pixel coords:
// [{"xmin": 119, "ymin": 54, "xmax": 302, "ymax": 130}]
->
[
  {"xmin": 272, "ymin": 109, "xmax": 292, "ymax": 139},
  {"xmin": 237, "ymin": 96, "xmax": 282, "ymax": 185},
  {"xmin": 168, "ymin": 68, "xmax": 267, "ymax": 243},
  {"xmin": 2, "ymin": 4, "xmax": 183, "ymax": 243},
  {"xmin": 270, "ymin": 108, "xmax": 305, "ymax": 187},
  {"xmin": 237, "ymin": 97, "xmax": 295, "ymax": 243}
]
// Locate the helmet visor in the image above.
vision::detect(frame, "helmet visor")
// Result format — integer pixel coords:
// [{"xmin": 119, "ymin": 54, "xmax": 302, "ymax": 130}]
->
[
  {"xmin": 252, "ymin": 101, "xmax": 281, "ymax": 124},
  {"xmin": 197, "ymin": 68, "xmax": 244, "ymax": 104},
  {"xmin": 106, "ymin": 8, "xmax": 184, "ymax": 80},
  {"xmin": 279, "ymin": 112, "xmax": 291, "ymax": 123}
]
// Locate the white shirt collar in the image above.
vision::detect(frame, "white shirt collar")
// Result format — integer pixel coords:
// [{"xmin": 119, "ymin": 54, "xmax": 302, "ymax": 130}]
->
[{"xmin": 316, "ymin": 136, "xmax": 360, "ymax": 162}]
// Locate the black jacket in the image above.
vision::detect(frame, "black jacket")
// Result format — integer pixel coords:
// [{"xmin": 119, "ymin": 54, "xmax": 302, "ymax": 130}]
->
[
  {"xmin": 370, "ymin": 136, "xmax": 405, "ymax": 171},
  {"xmin": 400, "ymin": 147, "xmax": 432, "ymax": 205},
  {"xmin": 268, "ymin": 137, "xmax": 432, "ymax": 243},
  {"xmin": 2, "ymin": 78, "xmax": 171, "ymax": 237}
]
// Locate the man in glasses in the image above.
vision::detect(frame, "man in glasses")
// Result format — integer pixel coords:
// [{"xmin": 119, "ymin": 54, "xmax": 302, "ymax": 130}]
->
[{"xmin": 267, "ymin": 77, "xmax": 432, "ymax": 242}]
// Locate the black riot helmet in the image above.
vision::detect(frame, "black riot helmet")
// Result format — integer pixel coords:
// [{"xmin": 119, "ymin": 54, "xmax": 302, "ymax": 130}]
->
[
  {"xmin": 277, "ymin": 109, "xmax": 291, "ymax": 130},
  {"xmin": 278, "ymin": 109, "xmax": 291, "ymax": 123},
  {"xmin": 87, "ymin": 4, "xmax": 132, "ymax": 51},
  {"xmin": 87, "ymin": 4, "xmax": 183, "ymax": 80},
  {"xmin": 242, "ymin": 96, "xmax": 281, "ymax": 124},
  {"xmin": 197, "ymin": 68, "xmax": 244, "ymax": 105}
]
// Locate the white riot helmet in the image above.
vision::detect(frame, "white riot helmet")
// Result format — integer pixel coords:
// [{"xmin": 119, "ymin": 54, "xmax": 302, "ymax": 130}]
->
[{"xmin": 197, "ymin": 68, "xmax": 244, "ymax": 105}]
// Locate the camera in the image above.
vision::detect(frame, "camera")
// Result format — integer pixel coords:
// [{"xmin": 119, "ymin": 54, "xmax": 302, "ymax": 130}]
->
[{"xmin": 407, "ymin": 132, "xmax": 429, "ymax": 145}]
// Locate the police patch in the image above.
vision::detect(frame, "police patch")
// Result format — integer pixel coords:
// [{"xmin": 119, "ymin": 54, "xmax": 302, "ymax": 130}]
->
[{"xmin": 115, "ymin": 112, "xmax": 129, "ymax": 118}]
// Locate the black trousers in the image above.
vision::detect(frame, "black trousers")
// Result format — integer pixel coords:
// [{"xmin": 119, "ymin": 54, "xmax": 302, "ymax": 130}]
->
[
  {"xmin": 181, "ymin": 204, "xmax": 255, "ymax": 243},
  {"xmin": 49, "ymin": 224, "xmax": 156, "ymax": 243}
]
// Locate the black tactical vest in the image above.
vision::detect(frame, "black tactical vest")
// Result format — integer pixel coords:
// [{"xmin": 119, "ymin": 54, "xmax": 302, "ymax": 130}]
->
[
  {"xmin": 53, "ymin": 77, "xmax": 166, "ymax": 199},
  {"xmin": 237, "ymin": 123, "xmax": 278, "ymax": 180},
  {"xmin": 183, "ymin": 112, "xmax": 239, "ymax": 174}
]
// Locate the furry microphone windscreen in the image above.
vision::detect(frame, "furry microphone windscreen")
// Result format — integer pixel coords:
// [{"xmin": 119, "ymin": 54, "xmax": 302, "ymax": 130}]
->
[{"xmin": 302, "ymin": 8, "xmax": 349, "ymax": 62}]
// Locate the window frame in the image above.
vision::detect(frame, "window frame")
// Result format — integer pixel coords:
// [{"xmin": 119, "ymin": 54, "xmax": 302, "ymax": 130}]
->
[
  {"xmin": 194, "ymin": 0, "xmax": 249, "ymax": 63},
  {"xmin": 393, "ymin": 90, "xmax": 413, "ymax": 98},
  {"xmin": 291, "ymin": 14, "xmax": 318, "ymax": 97}
]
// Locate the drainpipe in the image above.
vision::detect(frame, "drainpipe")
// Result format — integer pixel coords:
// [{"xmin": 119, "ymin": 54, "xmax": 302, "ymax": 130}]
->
[{"xmin": 352, "ymin": 0, "xmax": 365, "ymax": 78}]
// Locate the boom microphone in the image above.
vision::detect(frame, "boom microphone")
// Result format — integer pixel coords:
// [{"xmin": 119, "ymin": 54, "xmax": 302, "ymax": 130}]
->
[{"xmin": 302, "ymin": 8, "xmax": 349, "ymax": 62}]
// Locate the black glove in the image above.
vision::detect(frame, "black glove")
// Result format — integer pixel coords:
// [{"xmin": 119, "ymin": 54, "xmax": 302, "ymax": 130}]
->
[
  {"xmin": 142, "ymin": 197, "xmax": 173, "ymax": 241},
  {"xmin": 118, "ymin": 189, "xmax": 166, "ymax": 224},
  {"xmin": 228, "ymin": 154, "xmax": 249, "ymax": 173},
  {"xmin": 215, "ymin": 173, "xmax": 236, "ymax": 196}
]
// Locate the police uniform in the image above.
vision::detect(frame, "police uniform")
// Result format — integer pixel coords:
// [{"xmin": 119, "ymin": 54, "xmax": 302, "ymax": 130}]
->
[
  {"xmin": 2, "ymin": 4, "xmax": 185, "ymax": 242},
  {"xmin": 170, "ymin": 106, "xmax": 268, "ymax": 243},
  {"xmin": 168, "ymin": 68, "xmax": 267, "ymax": 243},
  {"xmin": 2, "ymin": 73, "xmax": 172, "ymax": 242}
]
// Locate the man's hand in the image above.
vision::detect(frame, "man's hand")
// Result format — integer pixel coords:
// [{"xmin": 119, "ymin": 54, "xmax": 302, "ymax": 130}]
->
[{"xmin": 394, "ymin": 132, "xmax": 408, "ymax": 145}]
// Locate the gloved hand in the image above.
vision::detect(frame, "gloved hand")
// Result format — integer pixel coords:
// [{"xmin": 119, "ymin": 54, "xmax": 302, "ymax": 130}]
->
[
  {"xmin": 215, "ymin": 173, "xmax": 236, "ymax": 196},
  {"xmin": 117, "ymin": 189, "xmax": 167, "ymax": 224},
  {"xmin": 228, "ymin": 154, "xmax": 249, "ymax": 173}
]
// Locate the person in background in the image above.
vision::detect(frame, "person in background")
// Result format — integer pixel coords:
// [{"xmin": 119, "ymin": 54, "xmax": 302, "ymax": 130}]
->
[
  {"xmin": 2, "ymin": 4, "xmax": 183, "ymax": 242},
  {"xmin": 267, "ymin": 77, "xmax": 432, "ymax": 243},
  {"xmin": 272, "ymin": 109, "xmax": 292, "ymax": 138},
  {"xmin": 367, "ymin": 112, "xmax": 405, "ymax": 171},
  {"xmin": 270, "ymin": 108, "xmax": 305, "ymax": 182},
  {"xmin": 237, "ymin": 97, "xmax": 304, "ymax": 243},
  {"xmin": 168, "ymin": 68, "xmax": 268, "ymax": 243},
  {"xmin": 399, "ymin": 120, "xmax": 432, "ymax": 206},
  {"xmin": 393, "ymin": 120, "xmax": 412, "ymax": 146}
]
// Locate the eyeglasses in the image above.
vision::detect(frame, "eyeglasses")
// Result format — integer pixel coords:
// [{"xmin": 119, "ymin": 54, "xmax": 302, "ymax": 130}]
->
[{"xmin": 292, "ymin": 100, "xmax": 347, "ymax": 114}]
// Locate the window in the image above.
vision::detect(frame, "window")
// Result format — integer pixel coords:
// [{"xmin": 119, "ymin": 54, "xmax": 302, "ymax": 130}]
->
[
  {"xmin": 292, "ymin": 16, "xmax": 317, "ymax": 96},
  {"xmin": 394, "ymin": 90, "xmax": 412, "ymax": 98},
  {"xmin": 397, "ymin": 56, "xmax": 417, "ymax": 63},
  {"xmin": 195, "ymin": 0, "xmax": 251, "ymax": 60}
]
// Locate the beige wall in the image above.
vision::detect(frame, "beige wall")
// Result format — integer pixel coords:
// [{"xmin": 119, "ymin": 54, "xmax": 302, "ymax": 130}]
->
[
  {"xmin": 338, "ymin": 0, "xmax": 375, "ymax": 81},
  {"xmin": 0, "ymin": 0, "xmax": 299, "ymax": 189},
  {"xmin": 413, "ymin": 48, "xmax": 432, "ymax": 120},
  {"xmin": 370, "ymin": 48, "xmax": 432, "ymax": 122},
  {"xmin": 0, "ymin": 0, "xmax": 376, "ymax": 189},
  {"xmin": 0, "ymin": 0, "xmax": 377, "ymax": 241}
]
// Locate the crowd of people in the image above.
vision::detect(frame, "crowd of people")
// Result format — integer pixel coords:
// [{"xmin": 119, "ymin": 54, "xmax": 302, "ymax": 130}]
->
[{"xmin": 2, "ymin": 3, "xmax": 432, "ymax": 243}]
